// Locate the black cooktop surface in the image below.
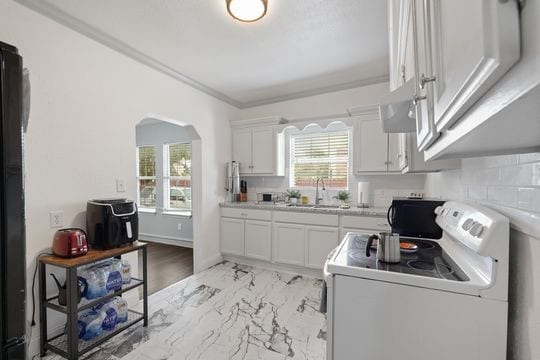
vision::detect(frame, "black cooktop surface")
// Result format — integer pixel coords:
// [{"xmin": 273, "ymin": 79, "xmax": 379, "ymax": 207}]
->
[{"xmin": 334, "ymin": 234, "xmax": 469, "ymax": 282}]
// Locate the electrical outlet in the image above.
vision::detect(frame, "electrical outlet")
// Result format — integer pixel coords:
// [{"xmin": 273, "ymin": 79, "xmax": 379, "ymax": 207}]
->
[
  {"xmin": 49, "ymin": 211, "xmax": 63, "ymax": 228},
  {"xmin": 116, "ymin": 179, "xmax": 126, "ymax": 192},
  {"xmin": 177, "ymin": 223, "xmax": 182, "ymax": 231}
]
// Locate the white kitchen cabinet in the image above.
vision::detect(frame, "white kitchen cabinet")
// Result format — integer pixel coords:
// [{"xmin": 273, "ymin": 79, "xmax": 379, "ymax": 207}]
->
[
  {"xmin": 232, "ymin": 125, "xmax": 284, "ymax": 176},
  {"xmin": 220, "ymin": 218, "xmax": 245, "ymax": 256},
  {"xmin": 305, "ymin": 226, "xmax": 339, "ymax": 269},
  {"xmin": 273, "ymin": 223, "xmax": 305, "ymax": 266},
  {"xmin": 428, "ymin": 0, "xmax": 520, "ymax": 133},
  {"xmin": 244, "ymin": 220, "xmax": 272, "ymax": 261},
  {"xmin": 388, "ymin": 0, "xmax": 415, "ymax": 92},
  {"xmin": 398, "ymin": 133, "xmax": 460, "ymax": 173},
  {"xmin": 353, "ymin": 118, "xmax": 400, "ymax": 174},
  {"xmin": 220, "ymin": 208, "xmax": 272, "ymax": 259}
]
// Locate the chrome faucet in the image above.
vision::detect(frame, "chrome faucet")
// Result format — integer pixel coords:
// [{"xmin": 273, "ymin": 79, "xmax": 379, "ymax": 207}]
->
[{"xmin": 315, "ymin": 178, "xmax": 326, "ymax": 205}]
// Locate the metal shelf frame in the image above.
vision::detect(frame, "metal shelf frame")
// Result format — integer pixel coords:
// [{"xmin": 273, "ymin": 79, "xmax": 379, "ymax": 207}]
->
[{"xmin": 38, "ymin": 243, "xmax": 148, "ymax": 360}]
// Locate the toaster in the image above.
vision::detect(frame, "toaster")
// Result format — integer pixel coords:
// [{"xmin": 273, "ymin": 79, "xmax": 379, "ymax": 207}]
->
[
  {"xmin": 86, "ymin": 198, "xmax": 138, "ymax": 250},
  {"xmin": 52, "ymin": 228, "xmax": 88, "ymax": 258}
]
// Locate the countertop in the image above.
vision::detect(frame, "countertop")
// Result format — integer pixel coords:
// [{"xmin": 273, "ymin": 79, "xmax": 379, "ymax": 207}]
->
[{"xmin": 219, "ymin": 201, "xmax": 388, "ymax": 217}]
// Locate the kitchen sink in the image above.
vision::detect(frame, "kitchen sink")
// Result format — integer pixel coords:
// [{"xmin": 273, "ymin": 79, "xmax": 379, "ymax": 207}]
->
[{"xmin": 286, "ymin": 204, "xmax": 342, "ymax": 209}]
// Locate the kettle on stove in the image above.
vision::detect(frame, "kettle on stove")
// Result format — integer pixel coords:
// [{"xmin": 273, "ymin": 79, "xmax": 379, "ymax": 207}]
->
[{"xmin": 365, "ymin": 232, "xmax": 401, "ymax": 263}]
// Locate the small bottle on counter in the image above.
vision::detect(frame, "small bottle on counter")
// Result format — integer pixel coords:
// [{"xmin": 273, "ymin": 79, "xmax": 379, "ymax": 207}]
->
[{"xmin": 301, "ymin": 195, "xmax": 309, "ymax": 205}]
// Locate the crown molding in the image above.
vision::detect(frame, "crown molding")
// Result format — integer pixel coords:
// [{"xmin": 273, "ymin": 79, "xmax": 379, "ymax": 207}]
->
[
  {"xmin": 15, "ymin": 0, "xmax": 389, "ymax": 110},
  {"xmin": 14, "ymin": 0, "xmax": 243, "ymax": 108},
  {"xmin": 239, "ymin": 75, "xmax": 389, "ymax": 108}
]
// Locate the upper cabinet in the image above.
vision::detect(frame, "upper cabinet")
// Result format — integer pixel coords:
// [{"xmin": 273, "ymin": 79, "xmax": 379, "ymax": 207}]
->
[
  {"xmin": 388, "ymin": 0, "xmax": 416, "ymax": 92},
  {"xmin": 426, "ymin": 0, "xmax": 521, "ymax": 133},
  {"xmin": 388, "ymin": 0, "xmax": 530, "ymax": 159},
  {"xmin": 231, "ymin": 118, "xmax": 285, "ymax": 176},
  {"xmin": 397, "ymin": 133, "xmax": 460, "ymax": 173},
  {"xmin": 353, "ymin": 116, "xmax": 400, "ymax": 174}
]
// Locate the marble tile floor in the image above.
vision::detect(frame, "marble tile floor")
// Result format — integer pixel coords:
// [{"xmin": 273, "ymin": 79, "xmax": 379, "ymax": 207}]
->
[{"xmin": 44, "ymin": 261, "xmax": 327, "ymax": 360}]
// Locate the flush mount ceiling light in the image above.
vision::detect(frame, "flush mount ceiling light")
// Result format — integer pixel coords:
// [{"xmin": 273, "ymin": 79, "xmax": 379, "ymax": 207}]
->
[{"xmin": 226, "ymin": 0, "xmax": 268, "ymax": 22}]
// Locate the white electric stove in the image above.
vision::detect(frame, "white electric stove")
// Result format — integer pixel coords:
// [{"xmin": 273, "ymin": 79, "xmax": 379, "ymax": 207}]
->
[{"xmin": 324, "ymin": 201, "xmax": 509, "ymax": 360}]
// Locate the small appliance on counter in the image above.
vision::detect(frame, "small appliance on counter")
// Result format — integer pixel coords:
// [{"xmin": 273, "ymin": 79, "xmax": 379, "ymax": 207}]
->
[
  {"xmin": 240, "ymin": 180, "xmax": 248, "ymax": 202},
  {"xmin": 52, "ymin": 228, "xmax": 88, "ymax": 258},
  {"xmin": 86, "ymin": 198, "xmax": 138, "ymax": 250},
  {"xmin": 225, "ymin": 161, "xmax": 241, "ymax": 202},
  {"xmin": 387, "ymin": 197, "xmax": 445, "ymax": 238}
]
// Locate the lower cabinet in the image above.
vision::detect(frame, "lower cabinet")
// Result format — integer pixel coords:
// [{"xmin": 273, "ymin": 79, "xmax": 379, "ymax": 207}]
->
[
  {"xmin": 245, "ymin": 220, "xmax": 272, "ymax": 261},
  {"xmin": 305, "ymin": 226, "xmax": 339, "ymax": 269},
  {"xmin": 221, "ymin": 217, "xmax": 272, "ymax": 260},
  {"xmin": 273, "ymin": 223, "xmax": 305, "ymax": 266},
  {"xmin": 221, "ymin": 217, "xmax": 245, "ymax": 256},
  {"xmin": 273, "ymin": 222, "xmax": 339, "ymax": 269}
]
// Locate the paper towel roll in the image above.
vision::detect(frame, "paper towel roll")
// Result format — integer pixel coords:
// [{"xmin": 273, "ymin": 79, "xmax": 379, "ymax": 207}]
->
[{"xmin": 357, "ymin": 182, "xmax": 370, "ymax": 206}]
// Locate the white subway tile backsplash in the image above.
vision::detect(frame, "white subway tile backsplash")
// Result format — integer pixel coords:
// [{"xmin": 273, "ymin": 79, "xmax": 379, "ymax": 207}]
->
[
  {"xmin": 467, "ymin": 185, "xmax": 488, "ymax": 201},
  {"xmin": 518, "ymin": 153, "xmax": 540, "ymax": 164},
  {"xmin": 518, "ymin": 188, "xmax": 540, "ymax": 213},
  {"xmin": 487, "ymin": 186, "xmax": 519, "ymax": 207},
  {"xmin": 476, "ymin": 168, "xmax": 501, "ymax": 185},
  {"xmin": 500, "ymin": 163, "xmax": 540, "ymax": 187}
]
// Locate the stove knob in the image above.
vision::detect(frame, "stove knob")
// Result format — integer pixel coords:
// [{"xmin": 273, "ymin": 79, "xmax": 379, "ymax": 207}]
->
[
  {"xmin": 462, "ymin": 218, "xmax": 475, "ymax": 231},
  {"xmin": 469, "ymin": 223, "xmax": 485, "ymax": 237},
  {"xmin": 434, "ymin": 206, "xmax": 443, "ymax": 215}
]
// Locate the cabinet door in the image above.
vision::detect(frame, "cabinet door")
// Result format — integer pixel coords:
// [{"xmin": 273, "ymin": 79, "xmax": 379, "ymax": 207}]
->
[
  {"xmin": 244, "ymin": 220, "xmax": 271, "ymax": 261},
  {"xmin": 305, "ymin": 226, "xmax": 339, "ymax": 269},
  {"xmin": 273, "ymin": 223, "xmax": 305, "ymax": 266},
  {"xmin": 429, "ymin": 0, "xmax": 520, "ymax": 132},
  {"xmin": 220, "ymin": 218, "xmax": 245, "ymax": 256},
  {"xmin": 354, "ymin": 118, "xmax": 389, "ymax": 173},
  {"xmin": 388, "ymin": 0, "xmax": 415, "ymax": 92},
  {"xmin": 387, "ymin": 133, "xmax": 401, "ymax": 172},
  {"xmin": 397, "ymin": 133, "xmax": 409, "ymax": 171},
  {"xmin": 232, "ymin": 128, "xmax": 252, "ymax": 174},
  {"xmin": 251, "ymin": 127, "xmax": 274, "ymax": 174},
  {"xmin": 413, "ymin": 0, "xmax": 439, "ymax": 151}
]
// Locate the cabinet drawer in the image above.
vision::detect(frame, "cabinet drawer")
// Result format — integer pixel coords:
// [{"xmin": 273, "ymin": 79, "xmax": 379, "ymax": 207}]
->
[
  {"xmin": 221, "ymin": 207, "xmax": 272, "ymax": 221},
  {"xmin": 341, "ymin": 216, "xmax": 390, "ymax": 231},
  {"xmin": 273, "ymin": 211, "xmax": 338, "ymax": 227}
]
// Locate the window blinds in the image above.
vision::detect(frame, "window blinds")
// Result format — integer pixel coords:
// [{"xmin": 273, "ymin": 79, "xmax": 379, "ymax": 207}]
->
[{"xmin": 290, "ymin": 130, "xmax": 349, "ymax": 188}]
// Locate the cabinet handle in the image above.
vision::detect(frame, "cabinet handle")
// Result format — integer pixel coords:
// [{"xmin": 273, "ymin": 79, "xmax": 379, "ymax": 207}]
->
[
  {"xmin": 420, "ymin": 74, "xmax": 436, "ymax": 90},
  {"xmin": 413, "ymin": 94, "xmax": 427, "ymax": 105},
  {"xmin": 241, "ymin": 213, "xmax": 247, "ymax": 216}
]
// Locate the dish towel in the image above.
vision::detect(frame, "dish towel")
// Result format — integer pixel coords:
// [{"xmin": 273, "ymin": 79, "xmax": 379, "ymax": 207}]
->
[{"xmin": 319, "ymin": 280, "xmax": 327, "ymax": 313}]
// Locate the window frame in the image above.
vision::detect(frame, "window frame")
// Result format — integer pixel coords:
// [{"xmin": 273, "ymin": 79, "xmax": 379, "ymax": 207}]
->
[
  {"xmin": 163, "ymin": 142, "xmax": 192, "ymax": 213},
  {"xmin": 288, "ymin": 127, "xmax": 351, "ymax": 190},
  {"xmin": 136, "ymin": 145, "xmax": 157, "ymax": 211}
]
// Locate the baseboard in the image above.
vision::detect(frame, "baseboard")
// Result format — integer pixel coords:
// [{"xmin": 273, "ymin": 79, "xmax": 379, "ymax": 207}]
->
[
  {"xmin": 222, "ymin": 255, "xmax": 323, "ymax": 279},
  {"xmin": 139, "ymin": 233, "xmax": 193, "ymax": 248},
  {"xmin": 195, "ymin": 253, "xmax": 223, "ymax": 273}
]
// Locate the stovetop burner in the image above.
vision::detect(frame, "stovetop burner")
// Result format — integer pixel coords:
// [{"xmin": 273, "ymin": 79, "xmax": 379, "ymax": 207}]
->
[{"xmin": 338, "ymin": 235, "xmax": 469, "ymax": 282}]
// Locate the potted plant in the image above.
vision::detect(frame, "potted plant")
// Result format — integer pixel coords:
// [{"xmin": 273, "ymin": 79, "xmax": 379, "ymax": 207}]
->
[
  {"xmin": 333, "ymin": 190, "xmax": 350, "ymax": 209},
  {"xmin": 287, "ymin": 189, "xmax": 301, "ymax": 205}
]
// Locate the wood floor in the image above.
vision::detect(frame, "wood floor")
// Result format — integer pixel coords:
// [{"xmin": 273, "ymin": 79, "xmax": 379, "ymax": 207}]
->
[{"xmin": 139, "ymin": 242, "xmax": 194, "ymax": 295}]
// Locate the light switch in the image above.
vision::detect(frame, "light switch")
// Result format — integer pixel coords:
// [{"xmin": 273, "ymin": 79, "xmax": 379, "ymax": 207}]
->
[{"xmin": 116, "ymin": 179, "xmax": 126, "ymax": 192}]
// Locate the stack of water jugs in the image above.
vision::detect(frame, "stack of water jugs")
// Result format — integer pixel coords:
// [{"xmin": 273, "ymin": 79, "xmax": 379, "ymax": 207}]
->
[{"xmin": 74, "ymin": 259, "xmax": 132, "ymax": 340}]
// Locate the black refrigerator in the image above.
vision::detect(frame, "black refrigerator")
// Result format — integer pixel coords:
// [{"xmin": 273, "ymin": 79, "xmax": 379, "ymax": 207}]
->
[{"xmin": 0, "ymin": 41, "xmax": 27, "ymax": 359}]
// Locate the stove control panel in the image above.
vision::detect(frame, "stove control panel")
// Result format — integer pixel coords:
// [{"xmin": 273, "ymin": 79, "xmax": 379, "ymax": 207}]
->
[{"xmin": 436, "ymin": 201, "xmax": 508, "ymax": 256}]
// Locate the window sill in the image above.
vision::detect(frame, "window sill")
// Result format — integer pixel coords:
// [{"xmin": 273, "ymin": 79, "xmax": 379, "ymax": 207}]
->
[
  {"xmin": 162, "ymin": 210, "xmax": 192, "ymax": 218},
  {"xmin": 139, "ymin": 208, "xmax": 157, "ymax": 214}
]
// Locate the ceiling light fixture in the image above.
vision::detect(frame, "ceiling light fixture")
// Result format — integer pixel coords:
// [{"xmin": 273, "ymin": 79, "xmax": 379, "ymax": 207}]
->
[{"xmin": 226, "ymin": 0, "xmax": 268, "ymax": 22}]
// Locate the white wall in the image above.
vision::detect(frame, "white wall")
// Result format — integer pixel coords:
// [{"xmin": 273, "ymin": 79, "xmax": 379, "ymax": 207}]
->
[
  {"xmin": 425, "ymin": 153, "xmax": 540, "ymax": 360},
  {"xmin": 0, "ymin": 1, "xmax": 237, "ymax": 356},
  {"xmin": 238, "ymin": 82, "xmax": 425, "ymax": 206}
]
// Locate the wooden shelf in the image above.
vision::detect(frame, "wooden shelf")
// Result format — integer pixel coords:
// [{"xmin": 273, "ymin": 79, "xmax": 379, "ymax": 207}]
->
[{"xmin": 39, "ymin": 241, "xmax": 147, "ymax": 268}]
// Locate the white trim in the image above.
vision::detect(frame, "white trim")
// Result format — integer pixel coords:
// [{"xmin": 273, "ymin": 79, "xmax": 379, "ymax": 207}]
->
[
  {"xmin": 139, "ymin": 233, "xmax": 193, "ymax": 248},
  {"xmin": 230, "ymin": 116, "xmax": 284, "ymax": 128},
  {"xmin": 13, "ymin": 0, "xmax": 389, "ymax": 109},
  {"xmin": 222, "ymin": 255, "xmax": 323, "ymax": 279},
  {"xmin": 196, "ymin": 253, "xmax": 224, "ymax": 273},
  {"xmin": 239, "ymin": 75, "xmax": 390, "ymax": 108}
]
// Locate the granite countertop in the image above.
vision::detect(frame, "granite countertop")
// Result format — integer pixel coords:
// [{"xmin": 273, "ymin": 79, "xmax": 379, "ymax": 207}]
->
[{"xmin": 219, "ymin": 201, "xmax": 388, "ymax": 217}]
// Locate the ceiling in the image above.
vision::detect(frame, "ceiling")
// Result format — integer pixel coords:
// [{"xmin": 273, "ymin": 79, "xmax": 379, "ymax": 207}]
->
[{"xmin": 17, "ymin": 0, "xmax": 390, "ymax": 108}]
